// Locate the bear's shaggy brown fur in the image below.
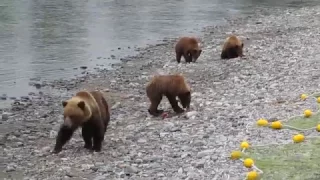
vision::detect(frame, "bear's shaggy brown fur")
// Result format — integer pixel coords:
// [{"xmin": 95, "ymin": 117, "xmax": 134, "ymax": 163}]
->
[
  {"xmin": 221, "ymin": 35, "xmax": 244, "ymax": 59},
  {"xmin": 53, "ymin": 90, "xmax": 110, "ymax": 153},
  {"xmin": 146, "ymin": 74, "xmax": 191, "ymax": 116},
  {"xmin": 175, "ymin": 37, "xmax": 202, "ymax": 63}
]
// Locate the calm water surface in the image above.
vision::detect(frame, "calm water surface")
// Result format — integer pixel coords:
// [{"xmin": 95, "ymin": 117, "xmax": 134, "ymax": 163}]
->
[{"xmin": 0, "ymin": 0, "xmax": 318, "ymax": 106}]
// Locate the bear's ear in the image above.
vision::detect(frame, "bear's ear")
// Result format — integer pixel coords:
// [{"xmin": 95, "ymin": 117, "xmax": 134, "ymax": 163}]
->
[
  {"xmin": 62, "ymin": 101, "xmax": 68, "ymax": 107},
  {"xmin": 77, "ymin": 101, "xmax": 86, "ymax": 110}
]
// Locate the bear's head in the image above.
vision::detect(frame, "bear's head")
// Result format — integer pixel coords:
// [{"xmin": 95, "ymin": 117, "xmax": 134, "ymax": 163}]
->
[
  {"xmin": 178, "ymin": 91, "xmax": 191, "ymax": 110},
  {"xmin": 61, "ymin": 97, "xmax": 92, "ymax": 128},
  {"xmin": 236, "ymin": 43, "xmax": 244, "ymax": 57},
  {"xmin": 188, "ymin": 49, "xmax": 202, "ymax": 62}
]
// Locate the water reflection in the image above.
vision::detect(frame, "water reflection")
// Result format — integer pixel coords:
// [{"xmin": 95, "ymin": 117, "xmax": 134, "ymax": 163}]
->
[{"xmin": 0, "ymin": 0, "xmax": 318, "ymax": 104}]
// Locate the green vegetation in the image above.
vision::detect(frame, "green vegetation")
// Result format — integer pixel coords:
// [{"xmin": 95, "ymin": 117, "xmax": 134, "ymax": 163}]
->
[
  {"xmin": 246, "ymin": 137, "xmax": 320, "ymax": 180},
  {"xmin": 311, "ymin": 93, "xmax": 320, "ymax": 98},
  {"xmin": 243, "ymin": 100, "xmax": 320, "ymax": 180},
  {"xmin": 234, "ymin": 94, "xmax": 320, "ymax": 179},
  {"xmin": 285, "ymin": 111, "xmax": 320, "ymax": 129}
]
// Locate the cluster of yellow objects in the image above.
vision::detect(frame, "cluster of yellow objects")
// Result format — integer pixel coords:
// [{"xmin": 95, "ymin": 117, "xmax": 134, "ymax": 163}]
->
[
  {"xmin": 230, "ymin": 142, "xmax": 259, "ymax": 180},
  {"xmin": 229, "ymin": 93, "xmax": 320, "ymax": 180}
]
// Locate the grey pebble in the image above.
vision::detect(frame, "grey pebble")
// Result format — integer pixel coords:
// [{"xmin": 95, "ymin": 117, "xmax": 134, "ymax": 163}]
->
[
  {"xmin": 6, "ymin": 163, "xmax": 16, "ymax": 172},
  {"xmin": 125, "ymin": 165, "xmax": 139, "ymax": 174},
  {"xmin": 197, "ymin": 149, "xmax": 215, "ymax": 158},
  {"xmin": 194, "ymin": 160, "xmax": 206, "ymax": 168},
  {"xmin": 2, "ymin": 112, "xmax": 11, "ymax": 120}
]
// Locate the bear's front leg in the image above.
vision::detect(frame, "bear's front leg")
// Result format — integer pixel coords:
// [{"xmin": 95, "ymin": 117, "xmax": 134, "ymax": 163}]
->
[
  {"xmin": 166, "ymin": 94, "xmax": 184, "ymax": 114},
  {"xmin": 82, "ymin": 124, "xmax": 93, "ymax": 150},
  {"xmin": 53, "ymin": 125, "xmax": 75, "ymax": 154}
]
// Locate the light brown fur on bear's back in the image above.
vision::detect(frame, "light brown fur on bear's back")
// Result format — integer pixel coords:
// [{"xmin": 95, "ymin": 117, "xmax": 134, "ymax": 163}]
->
[
  {"xmin": 146, "ymin": 74, "xmax": 190, "ymax": 96},
  {"xmin": 176, "ymin": 37, "xmax": 200, "ymax": 51},
  {"xmin": 222, "ymin": 35, "xmax": 242, "ymax": 50}
]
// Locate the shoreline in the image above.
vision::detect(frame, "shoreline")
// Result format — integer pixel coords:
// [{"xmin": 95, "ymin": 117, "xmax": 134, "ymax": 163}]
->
[{"xmin": 1, "ymin": 5, "xmax": 320, "ymax": 180}]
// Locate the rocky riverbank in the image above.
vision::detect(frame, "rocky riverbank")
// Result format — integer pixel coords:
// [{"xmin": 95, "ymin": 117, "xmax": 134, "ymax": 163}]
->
[{"xmin": 1, "ymin": 5, "xmax": 320, "ymax": 180}]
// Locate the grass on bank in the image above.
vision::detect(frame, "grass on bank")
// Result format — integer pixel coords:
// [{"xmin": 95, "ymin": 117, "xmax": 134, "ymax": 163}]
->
[
  {"xmin": 285, "ymin": 110, "xmax": 320, "ymax": 129},
  {"xmin": 246, "ymin": 137, "xmax": 320, "ymax": 180},
  {"xmin": 245, "ymin": 108, "xmax": 320, "ymax": 180}
]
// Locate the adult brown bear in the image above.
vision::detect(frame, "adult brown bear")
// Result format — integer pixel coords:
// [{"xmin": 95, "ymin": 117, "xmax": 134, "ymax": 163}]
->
[
  {"xmin": 221, "ymin": 35, "xmax": 244, "ymax": 59},
  {"xmin": 175, "ymin": 37, "xmax": 202, "ymax": 63},
  {"xmin": 53, "ymin": 90, "xmax": 110, "ymax": 153},
  {"xmin": 146, "ymin": 74, "xmax": 191, "ymax": 116}
]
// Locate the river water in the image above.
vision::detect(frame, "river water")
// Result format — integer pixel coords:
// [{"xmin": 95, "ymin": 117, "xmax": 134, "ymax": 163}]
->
[{"xmin": 0, "ymin": 0, "xmax": 318, "ymax": 106}]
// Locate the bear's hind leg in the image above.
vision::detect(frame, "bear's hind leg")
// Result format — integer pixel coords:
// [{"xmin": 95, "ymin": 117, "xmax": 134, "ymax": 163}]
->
[
  {"xmin": 166, "ymin": 94, "xmax": 184, "ymax": 114},
  {"xmin": 82, "ymin": 125, "xmax": 93, "ymax": 150},
  {"xmin": 101, "ymin": 98, "xmax": 110, "ymax": 133},
  {"xmin": 92, "ymin": 128, "xmax": 104, "ymax": 152}
]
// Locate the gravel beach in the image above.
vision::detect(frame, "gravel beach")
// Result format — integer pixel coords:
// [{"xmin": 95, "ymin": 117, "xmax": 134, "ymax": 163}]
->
[{"xmin": 1, "ymin": 5, "xmax": 320, "ymax": 180}]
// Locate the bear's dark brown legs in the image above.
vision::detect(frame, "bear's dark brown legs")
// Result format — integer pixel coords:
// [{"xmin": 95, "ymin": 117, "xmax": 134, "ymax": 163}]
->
[
  {"xmin": 176, "ymin": 52, "xmax": 182, "ymax": 63},
  {"xmin": 82, "ymin": 125, "xmax": 93, "ymax": 150},
  {"xmin": 183, "ymin": 54, "xmax": 192, "ymax": 63},
  {"xmin": 221, "ymin": 51, "xmax": 228, "ymax": 59},
  {"xmin": 228, "ymin": 48, "xmax": 239, "ymax": 59},
  {"xmin": 148, "ymin": 95, "xmax": 164, "ymax": 116},
  {"xmin": 53, "ymin": 125, "xmax": 76, "ymax": 153},
  {"xmin": 92, "ymin": 129, "xmax": 104, "ymax": 152},
  {"xmin": 166, "ymin": 94, "xmax": 184, "ymax": 114},
  {"xmin": 222, "ymin": 48, "xmax": 240, "ymax": 59}
]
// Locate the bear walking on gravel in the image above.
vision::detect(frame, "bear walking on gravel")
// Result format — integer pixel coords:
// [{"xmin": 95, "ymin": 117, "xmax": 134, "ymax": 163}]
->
[
  {"xmin": 175, "ymin": 37, "xmax": 202, "ymax": 63},
  {"xmin": 146, "ymin": 74, "xmax": 191, "ymax": 116},
  {"xmin": 53, "ymin": 90, "xmax": 110, "ymax": 153},
  {"xmin": 220, "ymin": 35, "xmax": 244, "ymax": 59}
]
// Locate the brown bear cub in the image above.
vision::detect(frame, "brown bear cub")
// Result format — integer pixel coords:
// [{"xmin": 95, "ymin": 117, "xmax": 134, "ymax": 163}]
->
[
  {"xmin": 221, "ymin": 35, "xmax": 244, "ymax": 59},
  {"xmin": 146, "ymin": 74, "xmax": 191, "ymax": 116},
  {"xmin": 53, "ymin": 90, "xmax": 110, "ymax": 153},
  {"xmin": 175, "ymin": 37, "xmax": 202, "ymax": 63}
]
